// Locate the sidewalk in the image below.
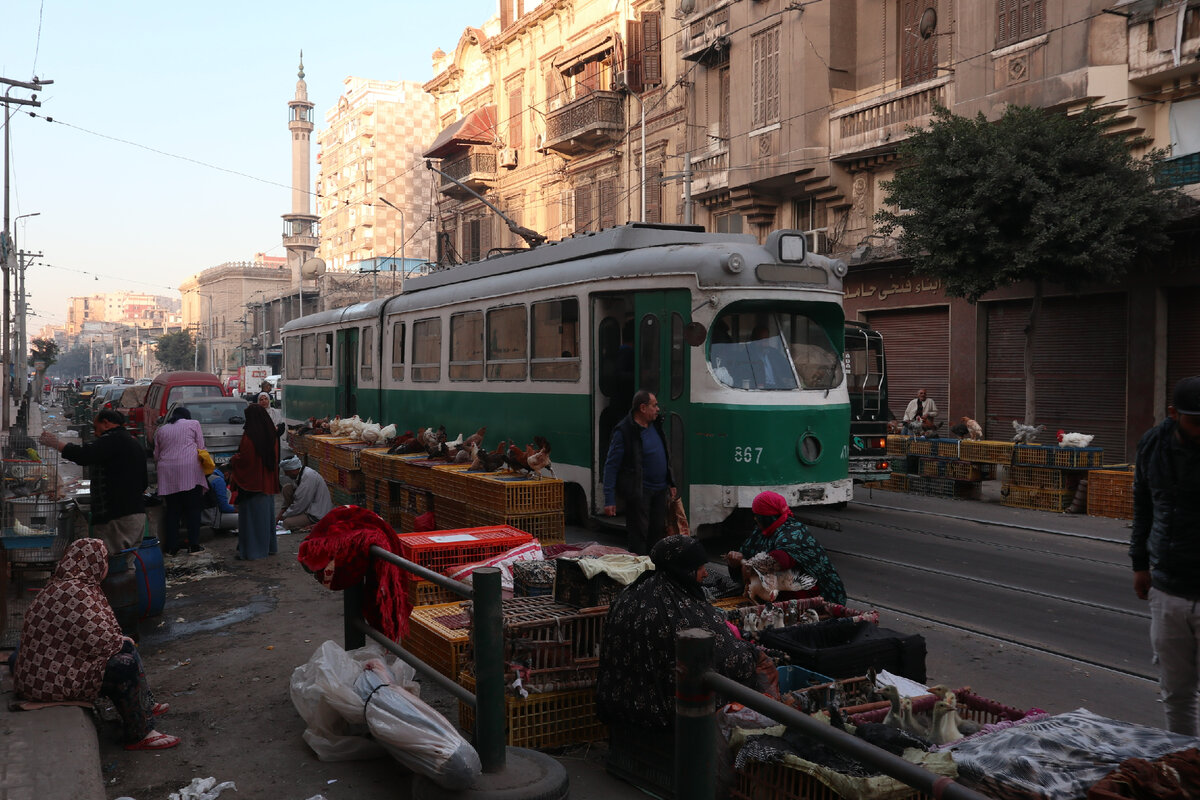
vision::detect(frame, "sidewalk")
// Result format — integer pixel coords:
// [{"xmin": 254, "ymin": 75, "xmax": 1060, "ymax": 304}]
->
[{"xmin": 0, "ymin": 397, "xmax": 106, "ymax": 800}]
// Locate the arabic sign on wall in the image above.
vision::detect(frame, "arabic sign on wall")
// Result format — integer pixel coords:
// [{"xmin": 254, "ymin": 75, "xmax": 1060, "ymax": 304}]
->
[{"xmin": 844, "ymin": 276, "xmax": 943, "ymax": 304}]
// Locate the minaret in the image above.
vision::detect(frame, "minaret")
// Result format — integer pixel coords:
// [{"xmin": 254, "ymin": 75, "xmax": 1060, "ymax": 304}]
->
[{"xmin": 283, "ymin": 51, "xmax": 318, "ymax": 283}]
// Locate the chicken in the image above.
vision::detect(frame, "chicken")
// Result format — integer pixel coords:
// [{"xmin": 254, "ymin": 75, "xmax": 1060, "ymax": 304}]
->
[
  {"xmin": 379, "ymin": 423, "xmax": 397, "ymax": 443},
  {"xmin": 505, "ymin": 442, "xmax": 532, "ymax": 473},
  {"xmin": 962, "ymin": 417, "xmax": 983, "ymax": 440},
  {"xmin": 453, "ymin": 441, "xmax": 478, "ymax": 464},
  {"xmin": 463, "ymin": 426, "xmax": 487, "ymax": 450},
  {"xmin": 949, "ymin": 422, "xmax": 970, "ymax": 439},
  {"xmin": 470, "ymin": 440, "xmax": 508, "ymax": 472},
  {"xmin": 886, "ymin": 419, "xmax": 906, "ymax": 435},
  {"xmin": 1011, "ymin": 420, "xmax": 1045, "ymax": 444},
  {"xmin": 1057, "ymin": 430, "xmax": 1094, "ymax": 448},
  {"xmin": 526, "ymin": 436, "xmax": 553, "ymax": 478},
  {"xmin": 827, "ymin": 705, "xmax": 930, "ymax": 756},
  {"xmin": 360, "ymin": 422, "xmax": 383, "ymax": 444},
  {"xmin": 387, "ymin": 429, "xmax": 425, "ymax": 455}
]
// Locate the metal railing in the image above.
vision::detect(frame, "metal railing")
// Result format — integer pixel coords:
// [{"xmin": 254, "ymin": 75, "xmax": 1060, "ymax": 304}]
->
[
  {"xmin": 343, "ymin": 548, "xmax": 507, "ymax": 773},
  {"xmin": 674, "ymin": 628, "xmax": 993, "ymax": 800}
]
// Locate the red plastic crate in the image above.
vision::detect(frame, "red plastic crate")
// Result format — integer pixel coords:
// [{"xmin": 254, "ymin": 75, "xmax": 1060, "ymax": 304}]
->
[{"xmin": 395, "ymin": 526, "xmax": 533, "ymax": 574}]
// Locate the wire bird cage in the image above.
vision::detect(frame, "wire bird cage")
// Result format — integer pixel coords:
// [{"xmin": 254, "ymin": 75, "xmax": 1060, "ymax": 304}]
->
[{"xmin": 0, "ymin": 433, "xmax": 68, "ymax": 648}]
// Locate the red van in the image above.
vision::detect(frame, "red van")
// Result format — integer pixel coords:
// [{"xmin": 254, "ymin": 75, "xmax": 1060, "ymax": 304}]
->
[{"xmin": 139, "ymin": 371, "xmax": 225, "ymax": 451}]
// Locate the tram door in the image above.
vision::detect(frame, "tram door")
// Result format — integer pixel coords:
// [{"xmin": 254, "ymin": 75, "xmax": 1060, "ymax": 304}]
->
[
  {"xmin": 336, "ymin": 328, "xmax": 358, "ymax": 418},
  {"xmin": 591, "ymin": 291, "xmax": 691, "ymax": 515}
]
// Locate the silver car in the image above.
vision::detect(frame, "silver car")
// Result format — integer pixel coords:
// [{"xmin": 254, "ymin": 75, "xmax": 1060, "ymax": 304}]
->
[{"xmin": 165, "ymin": 397, "xmax": 249, "ymax": 465}]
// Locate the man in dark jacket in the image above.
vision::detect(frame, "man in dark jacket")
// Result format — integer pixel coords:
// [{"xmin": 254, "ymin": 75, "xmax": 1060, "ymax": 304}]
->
[
  {"xmin": 602, "ymin": 390, "xmax": 676, "ymax": 555},
  {"xmin": 1131, "ymin": 375, "xmax": 1200, "ymax": 735},
  {"xmin": 41, "ymin": 409, "xmax": 148, "ymax": 565}
]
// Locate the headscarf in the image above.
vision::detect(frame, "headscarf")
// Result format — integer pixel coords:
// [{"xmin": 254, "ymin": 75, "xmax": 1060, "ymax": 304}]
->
[
  {"xmin": 167, "ymin": 405, "xmax": 192, "ymax": 423},
  {"xmin": 257, "ymin": 392, "xmax": 271, "ymax": 404},
  {"xmin": 279, "ymin": 455, "xmax": 302, "ymax": 471},
  {"xmin": 751, "ymin": 490, "xmax": 792, "ymax": 538},
  {"xmin": 243, "ymin": 403, "xmax": 278, "ymax": 470},
  {"xmin": 297, "ymin": 505, "xmax": 411, "ymax": 639},
  {"xmin": 13, "ymin": 539, "xmax": 123, "ymax": 702},
  {"xmin": 650, "ymin": 534, "xmax": 709, "ymax": 599}
]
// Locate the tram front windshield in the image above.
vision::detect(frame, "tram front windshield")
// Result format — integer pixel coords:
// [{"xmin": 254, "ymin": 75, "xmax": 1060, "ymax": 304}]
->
[{"xmin": 709, "ymin": 308, "xmax": 843, "ymax": 391}]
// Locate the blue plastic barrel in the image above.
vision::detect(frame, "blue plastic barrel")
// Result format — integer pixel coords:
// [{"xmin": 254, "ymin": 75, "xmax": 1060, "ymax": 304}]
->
[{"xmin": 132, "ymin": 537, "xmax": 166, "ymax": 618}]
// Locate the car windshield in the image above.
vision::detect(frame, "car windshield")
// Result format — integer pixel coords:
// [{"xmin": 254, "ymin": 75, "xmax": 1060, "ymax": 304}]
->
[
  {"xmin": 168, "ymin": 385, "xmax": 224, "ymax": 403},
  {"xmin": 709, "ymin": 305, "xmax": 844, "ymax": 391},
  {"xmin": 180, "ymin": 402, "xmax": 247, "ymax": 424}
]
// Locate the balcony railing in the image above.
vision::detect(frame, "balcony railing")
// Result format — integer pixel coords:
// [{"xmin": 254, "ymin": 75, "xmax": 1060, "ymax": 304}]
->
[
  {"xmin": 1128, "ymin": 5, "xmax": 1200, "ymax": 84},
  {"xmin": 830, "ymin": 77, "xmax": 951, "ymax": 160},
  {"xmin": 1160, "ymin": 152, "xmax": 1200, "ymax": 188},
  {"xmin": 439, "ymin": 146, "xmax": 498, "ymax": 196},
  {"xmin": 691, "ymin": 148, "xmax": 729, "ymax": 196},
  {"xmin": 544, "ymin": 91, "xmax": 624, "ymax": 157},
  {"xmin": 681, "ymin": 2, "xmax": 731, "ymax": 62}
]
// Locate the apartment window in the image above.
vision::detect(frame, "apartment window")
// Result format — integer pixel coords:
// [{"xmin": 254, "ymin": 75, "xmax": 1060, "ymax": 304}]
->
[
  {"xmin": 391, "ymin": 321, "xmax": 406, "ymax": 380},
  {"xmin": 508, "ymin": 85, "xmax": 524, "ymax": 148},
  {"xmin": 996, "ymin": 0, "xmax": 1046, "ymax": 48},
  {"xmin": 751, "ymin": 26, "xmax": 780, "ymax": 128},
  {"xmin": 487, "ymin": 305, "xmax": 527, "ymax": 381},
  {"xmin": 467, "ymin": 217, "xmax": 492, "ymax": 262},
  {"xmin": 641, "ymin": 11, "xmax": 663, "ymax": 88},
  {"xmin": 574, "ymin": 185, "xmax": 593, "ymax": 233},
  {"xmin": 412, "ymin": 318, "xmax": 441, "ymax": 382},
  {"xmin": 716, "ymin": 213, "xmax": 744, "ymax": 234},
  {"xmin": 645, "ymin": 163, "xmax": 663, "ymax": 224},
  {"xmin": 449, "ymin": 311, "xmax": 484, "ymax": 381},
  {"xmin": 360, "ymin": 326, "xmax": 374, "ymax": 380},
  {"xmin": 901, "ymin": 0, "xmax": 938, "ymax": 86},
  {"xmin": 599, "ymin": 179, "xmax": 617, "ymax": 229},
  {"xmin": 531, "ymin": 298, "xmax": 580, "ymax": 381}
]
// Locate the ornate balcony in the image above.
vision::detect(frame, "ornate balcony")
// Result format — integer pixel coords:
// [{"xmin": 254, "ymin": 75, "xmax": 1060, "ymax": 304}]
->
[
  {"xmin": 1128, "ymin": 4, "xmax": 1200, "ymax": 85},
  {"xmin": 544, "ymin": 91, "xmax": 624, "ymax": 157},
  {"xmin": 439, "ymin": 146, "xmax": 498, "ymax": 197},
  {"xmin": 681, "ymin": 2, "xmax": 731, "ymax": 63},
  {"xmin": 691, "ymin": 148, "xmax": 729, "ymax": 197},
  {"xmin": 830, "ymin": 77, "xmax": 952, "ymax": 162}
]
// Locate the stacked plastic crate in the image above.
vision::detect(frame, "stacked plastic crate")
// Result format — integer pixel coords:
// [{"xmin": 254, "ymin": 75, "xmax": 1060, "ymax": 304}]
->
[
  {"xmin": 395, "ymin": 526, "xmax": 534, "ymax": 607},
  {"xmin": 905, "ymin": 438, "xmax": 986, "ymax": 500},
  {"xmin": 1002, "ymin": 444, "xmax": 1103, "ymax": 512},
  {"xmin": 1086, "ymin": 466, "xmax": 1134, "ymax": 520}
]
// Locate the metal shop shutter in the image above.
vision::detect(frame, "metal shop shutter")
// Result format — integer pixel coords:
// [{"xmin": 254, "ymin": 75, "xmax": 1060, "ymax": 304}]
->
[
  {"xmin": 865, "ymin": 307, "xmax": 950, "ymax": 424},
  {"xmin": 985, "ymin": 293, "xmax": 1128, "ymax": 462},
  {"xmin": 1168, "ymin": 287, "xmax": 1200, "ymax": 396}
]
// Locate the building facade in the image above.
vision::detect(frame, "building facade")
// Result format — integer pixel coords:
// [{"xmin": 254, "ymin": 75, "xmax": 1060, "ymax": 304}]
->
[
  {"xmin": 315, "ymin": 77, "xmax": 440, "ymax": 272},
  {"xmin": 180, "ymin": 259, "xmax": 292, "ymax": 376}
]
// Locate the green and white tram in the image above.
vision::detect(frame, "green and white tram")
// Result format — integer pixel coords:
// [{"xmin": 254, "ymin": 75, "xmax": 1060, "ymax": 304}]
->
[{"xmin": 281, "ymin": 223, "xmax": 851, "ymax": 537}]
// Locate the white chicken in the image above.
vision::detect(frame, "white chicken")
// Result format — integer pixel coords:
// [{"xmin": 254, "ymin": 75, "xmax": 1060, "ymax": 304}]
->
[
  {"xmin": 360, "ymin": 421, "xmax": 383, "ymax": 444},
  {"xmin": 1011, "ymin": 420, "xmax": 1045, "ymax": 444},
  {"xmin": 1057, "ymin": 430, "xmax": 1094, "ymax": 448},
  {"xmin": 379, "ymin": 423, "xmax": 397, "ymax": 443}
]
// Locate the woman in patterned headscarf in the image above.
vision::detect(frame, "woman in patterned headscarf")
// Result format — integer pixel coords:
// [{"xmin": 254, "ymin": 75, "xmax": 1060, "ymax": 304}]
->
[
  {"xmin": 597, "ymin": 535, "xmax": 763, "ymax": 730},
  {"xmin": 13, "ymin": 539, "xmax": 179, "ymax": 750},
  {"xmin": 725, "ymin": 490, "xmax": 847, "ymax": 605}
]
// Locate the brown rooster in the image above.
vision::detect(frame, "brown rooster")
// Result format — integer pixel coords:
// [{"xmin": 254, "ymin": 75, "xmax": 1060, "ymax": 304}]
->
[
  {"xmin": 469, "ymin": 440, "xmax": 508, "ymax": 472},
  {"xmin": 505, "ymin": 442, "xmax": 532, "ymax": 473},
  {"xmin": 387, "ymin": 428, "xmax": 424, "ymax": 454},
  {"xmin": 526, "ymin": 436, "xmax": 553, "ymax": 478},
  {"xmin": 463, "ymin": 426, "xmax": 487, "ymax": 450}
]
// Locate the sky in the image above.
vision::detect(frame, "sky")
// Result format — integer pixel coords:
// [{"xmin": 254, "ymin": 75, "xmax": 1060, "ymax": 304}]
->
[{"xmin": 3, "ymin": 0, "xmax": 499, "ymax": 329}]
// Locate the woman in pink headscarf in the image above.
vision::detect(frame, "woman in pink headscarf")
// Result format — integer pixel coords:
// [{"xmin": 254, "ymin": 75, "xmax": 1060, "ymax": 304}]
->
[
  {"xmin": 724, "ymin": 490, "xmax": 846, "ymax": 604},
  {"xmin": 13, "ymin": 538, "xmax": 179, "ymax": 750}
]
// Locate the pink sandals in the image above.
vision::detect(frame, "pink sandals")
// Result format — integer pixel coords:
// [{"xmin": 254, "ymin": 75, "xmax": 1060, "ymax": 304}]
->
[{"xmin": 125, "ymin": 731, "xmax": 180, "ymax": 751}]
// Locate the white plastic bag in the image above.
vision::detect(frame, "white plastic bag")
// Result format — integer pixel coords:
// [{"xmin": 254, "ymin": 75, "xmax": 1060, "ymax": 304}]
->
[
  {"xmin": 355, "ymin": 658, "xmax": 482, "ymax": 789},
  {"xmin": 290, "ymin": 640, "xmax": 417, "ymax": 762},
  {"xmin": 289, "ymin": 640, "xmax": 481, "ymax": 790}
]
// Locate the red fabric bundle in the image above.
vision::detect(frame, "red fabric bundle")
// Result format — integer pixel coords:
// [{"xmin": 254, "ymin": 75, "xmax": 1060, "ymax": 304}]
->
[{"xmin": 296, "ymin": 505, "xmax": 411, "ymax": 640}]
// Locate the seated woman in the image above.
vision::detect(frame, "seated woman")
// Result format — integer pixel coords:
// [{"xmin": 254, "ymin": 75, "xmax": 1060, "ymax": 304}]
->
[
  {"xmin": 13, "ymin": 538, "xmax": 179, "ymax": 751},
  {"xmin": 725, "ymin": 491, "xmax": 847, "ymax": 605},
  {"xmin": 202, "ymin": 463, "xmax": 239, "ymax": 532},
  {"xmin": 597, "ymin": 535, "xmax": 770, "ymax": 731}
]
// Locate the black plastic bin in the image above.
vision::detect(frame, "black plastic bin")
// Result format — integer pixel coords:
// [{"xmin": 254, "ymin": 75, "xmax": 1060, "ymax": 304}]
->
[{"xmin": 758, "ymin": 619, "xmax": 926, "ymax": 682}]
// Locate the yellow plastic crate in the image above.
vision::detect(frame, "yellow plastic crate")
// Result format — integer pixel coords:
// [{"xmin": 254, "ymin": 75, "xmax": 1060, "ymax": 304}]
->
[
  {"xmin": 1002, "ymin": 484, "xmax": 1074, "ymax": 512},
  {"xmin": 1007, "ymin": 465, "xmax": 1071, "ymax": 490},
  {"xmin": 458, "ymin": 671, "xmax": 606, "ymax": 749},
  {"xmin": 405, "ymin": 602, "xmax": 471, "ymax": 683},
  {"xmin": 1087, "ymin": 468, "xmax": 1134, "ymax": 520},
  {"xmin": 959, "ymin": 439, "xmax": 1015, "ymax": 464}
]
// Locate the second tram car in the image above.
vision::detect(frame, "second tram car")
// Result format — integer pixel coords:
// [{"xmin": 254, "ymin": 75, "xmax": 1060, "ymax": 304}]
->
[
  {"xmin": 844, "ymin": 321, "xmax": 892, "ymax": 484},
  {"xmin": 282, "ymin": 224, "xmax": 851, "ymax": 537}
]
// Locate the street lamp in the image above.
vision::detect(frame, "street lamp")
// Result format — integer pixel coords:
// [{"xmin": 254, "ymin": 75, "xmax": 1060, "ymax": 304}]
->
[{"xmin": 377, "ymin": 197, "xmax": 406, "ymax": 296}]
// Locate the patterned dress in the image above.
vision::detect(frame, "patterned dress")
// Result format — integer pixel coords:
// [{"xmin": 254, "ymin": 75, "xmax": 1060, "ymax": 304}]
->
[
  {"xmin": 597, "ymin": 538, "xmax": 758, "ymax": 729},
  {"xmin": 738, "ymin": 518, "xmax": 847, "ymax": 605}
]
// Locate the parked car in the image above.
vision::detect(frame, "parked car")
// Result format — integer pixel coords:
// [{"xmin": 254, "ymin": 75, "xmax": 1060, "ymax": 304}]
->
[
  {"xmin": 139, "ymin": 371, "xmax": 225, "ymax": 452},
  {"xmin": 165, "ymin": 397, "xmax": 249, "ymax": 465},
  {"xmin": 88, "ymin": 383, "xmax": 126, "ymax": 413}
]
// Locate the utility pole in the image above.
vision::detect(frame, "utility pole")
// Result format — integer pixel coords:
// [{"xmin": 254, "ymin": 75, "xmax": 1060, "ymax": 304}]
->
[
  {"xmin": 2, "ymin": 76, "xmax": 52, "ymax": 430},
  {"xmin": 16, "ymin": 247, "xmax": 42, "ymax": 400},
  {"xmin": 661, "ymin": 152, "xmax": 695, "ymax": 225}
]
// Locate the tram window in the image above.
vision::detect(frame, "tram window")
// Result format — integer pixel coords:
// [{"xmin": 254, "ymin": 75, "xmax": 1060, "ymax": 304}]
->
[
  {"xmin": 391, "ymin": 321, "xmax": 406, "ymax": 381},
  {"xmin": 487, "ymin": 305, "xmax": 527, "ymax": 381},
  {"xmin": 531, "ymin": 299, "xmax": 580, "ymax": 381},
  {"xmin": 285, "ymin": 336, "xmax": 300, "ymax": 381},
  {"xmin": 670, "ymin": 312, "xmax": 685, "ymax": 400},
  {"xmin": 708, "ymin": 306, "xmax": 842, "ymax": 390},
  {"xmin": 639, "ymin": 315, "xmax": 660, "ymax": 395},
  {"xmin": 316, "ymin": 332, "xmax": 334, "ymax": 381},
  {"xmin": 450, "ymin": 311, "xmax": 484, "ymax": 381},
  {"xmin": 360, "ymin": 327, "xmax": 374, "ymax": 380},
  {"xmin": 412, "ymin": 317, "xmax": 442, "ymax": 382},
  {"xmin": 301, "ymin": 334, "xmax": 316, "ymax": 379}
]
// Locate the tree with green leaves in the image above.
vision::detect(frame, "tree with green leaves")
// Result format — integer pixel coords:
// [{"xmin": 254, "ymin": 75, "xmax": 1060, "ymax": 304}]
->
[
  {"xmin": 27, "ymin": 338, "xmax": 59, "ymax": 400},
  {"xmin": 155, "ymin": 330, "xmax": 196, "ymax": 372},
  {"xmin": 876, "ymin": 104, "xmax": 1181, "ymax": 424}
]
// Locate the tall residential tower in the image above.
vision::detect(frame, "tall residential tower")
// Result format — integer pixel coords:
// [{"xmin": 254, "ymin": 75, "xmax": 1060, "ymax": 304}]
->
[{"xmin": 283, "ymin": 53, "xmax": 319, "ymax": 282}]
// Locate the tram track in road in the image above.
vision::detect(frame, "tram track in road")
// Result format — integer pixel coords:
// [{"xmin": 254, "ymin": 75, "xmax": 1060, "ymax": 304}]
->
[
  {"xmin": 854, "ymin": 595, "xmax": 1159, "ymax": 683},
  {"xmin": 852, "ymin": 500, "xmax": 1128, "ymax": 545},
  {"xmin": 828, "ymin": 548, "xmax": 1150, "ymax": 621}
]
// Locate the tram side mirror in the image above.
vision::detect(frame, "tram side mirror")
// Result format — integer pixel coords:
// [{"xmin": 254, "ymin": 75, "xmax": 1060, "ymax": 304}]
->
[{"xmin": 684, "ymin": 322, "xmax": 708, "ymax": 347}]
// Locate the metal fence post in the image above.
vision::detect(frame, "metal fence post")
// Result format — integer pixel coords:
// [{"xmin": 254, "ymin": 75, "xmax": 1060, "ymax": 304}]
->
[
  {"xmin": 472, "ymin": 566, "xmax": 506, "ymax": 773},
  {"xmin": 676, "ymin": 628, "xmax": 718, "ymax": 800},
  {"xmin": 344, "ymin": 579, "xmax": 365, "ymax": 650}
]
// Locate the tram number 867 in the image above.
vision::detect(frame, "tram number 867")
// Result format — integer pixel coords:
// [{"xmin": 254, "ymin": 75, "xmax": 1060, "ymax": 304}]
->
[{"xmin": 733, "ymin": 446, "xmax": 764, "ymax": 464}]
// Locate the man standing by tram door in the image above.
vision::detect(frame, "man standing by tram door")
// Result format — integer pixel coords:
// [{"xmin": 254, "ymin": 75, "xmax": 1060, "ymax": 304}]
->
[
  {"xmin": 603, "ymin": 390, "xmax": 676, "ymax": 555},
  {"xmin": 1132, "ymin": 376, "xmax": 1200, "ymax": 735}
]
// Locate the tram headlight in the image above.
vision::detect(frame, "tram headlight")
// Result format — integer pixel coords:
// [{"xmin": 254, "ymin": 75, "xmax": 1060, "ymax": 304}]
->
[
  {"xmin": 724, "ymin": 253, "xmax": 745, "ymax": 274},
  {"xmin": 778, "ymin": 233, "xmax": 806, "ymax": 263},
  {"xmin": 831, "ymin": 260, "xmax": 848, "ymax": 278}
]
